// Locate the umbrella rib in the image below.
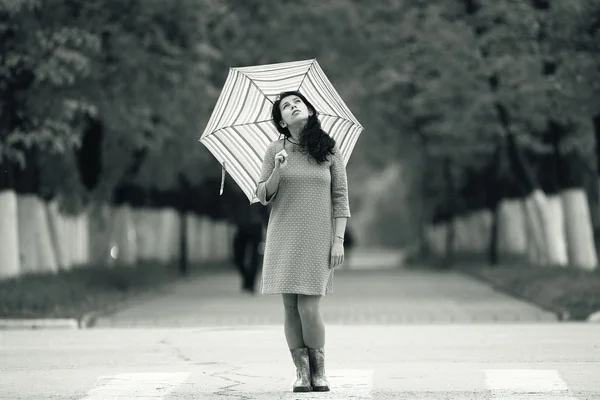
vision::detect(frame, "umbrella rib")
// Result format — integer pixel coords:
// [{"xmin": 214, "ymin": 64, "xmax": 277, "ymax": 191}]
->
[
  {"xmin": 318, "ymin": 113, "xmax": 361, "ymax": 125},
  {"xmin": 201, "ymin": 120, "xmax": 276, "ymax": 139},
  {"xmin": 296, "ymin": 60, "xmax": 314, "ymax": 92},
  {"xmin": 238, "ymin": 71, "xmax": 275, "ymax": 105},
  {"xmin": 201, "ymin": 115, "xmax": 361, "ymax": 140}
]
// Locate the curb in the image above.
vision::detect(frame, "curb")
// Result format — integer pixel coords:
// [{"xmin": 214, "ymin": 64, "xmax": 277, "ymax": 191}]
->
[{"xmin": 0, "ymin": 318, "xmax": 79, "ymax": 330}]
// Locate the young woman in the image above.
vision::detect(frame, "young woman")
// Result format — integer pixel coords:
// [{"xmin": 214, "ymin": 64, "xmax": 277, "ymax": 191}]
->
[{"xmin": 255, "ymin": 90, "xmax": 351, "ymax": 392}]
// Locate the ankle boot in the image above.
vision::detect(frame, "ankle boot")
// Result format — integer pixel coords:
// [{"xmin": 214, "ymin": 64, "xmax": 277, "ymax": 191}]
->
[
  {"xmin": 290, "ymin": 348, "xmax": 312, "ymax": 392},
  {"xmin": 308, "ymin": 348, "xmax": 330, "ymax": 392}
]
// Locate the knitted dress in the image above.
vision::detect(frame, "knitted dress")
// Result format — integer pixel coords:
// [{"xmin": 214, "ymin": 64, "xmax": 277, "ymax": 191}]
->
[{"xmin": 255, "ymin": 138, "xmax": 351, "ymax": 295}]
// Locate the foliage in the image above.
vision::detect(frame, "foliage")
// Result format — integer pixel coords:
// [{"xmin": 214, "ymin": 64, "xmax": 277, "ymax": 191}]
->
[
  {"xmin": 0, "ymin": 0, "xmax": 99, "ymax": 166},
  {"xmin": 1, "ymin": 0, "xmax": 598, "ymax": 212}
]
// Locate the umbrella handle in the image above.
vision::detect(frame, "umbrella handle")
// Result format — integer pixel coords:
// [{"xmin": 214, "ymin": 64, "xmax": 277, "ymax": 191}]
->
[{"xmin": 220, "ymin": 161, "xmax": 226, "ymax": 195}]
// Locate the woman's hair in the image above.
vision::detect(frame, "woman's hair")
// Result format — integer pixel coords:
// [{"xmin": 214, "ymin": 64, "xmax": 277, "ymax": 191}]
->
[{"xmin": 272, "ymin": 90, "xmax": 336, "ymax": 163}]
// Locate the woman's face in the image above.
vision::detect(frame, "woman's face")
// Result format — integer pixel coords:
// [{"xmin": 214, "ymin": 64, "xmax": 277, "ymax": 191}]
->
[{"xmin": 278, "ymin": 95, "xmax": 312, "ymax": 128}]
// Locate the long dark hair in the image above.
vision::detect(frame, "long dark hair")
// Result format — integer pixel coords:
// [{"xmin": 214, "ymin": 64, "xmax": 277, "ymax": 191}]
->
[{"xmin": 272, "ymin": 91, "xmax": 336, "ymax": 163}]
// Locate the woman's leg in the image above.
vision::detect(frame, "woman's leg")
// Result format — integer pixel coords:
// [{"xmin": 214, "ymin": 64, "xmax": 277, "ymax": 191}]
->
[
  {"xmin": 282, "ymin": 294, "xmax": 305, "ymax": 349},
  {"xmin": 297, "ymin": 294, "xmax": 329, "ymax": 391},
  {"xmin": 283, "ymin": 294, "xmax": 311, "ymax": 392},
  {"xmin": 296, "ymin": 295, "xmax": 325, "ymax": 348}
]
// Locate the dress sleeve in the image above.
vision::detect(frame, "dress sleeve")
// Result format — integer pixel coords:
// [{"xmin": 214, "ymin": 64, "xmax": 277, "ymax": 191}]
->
[
  {"xmin": 255, "ymin": 142, "xmax": 278, "ymax": 205},
  {"xmin": 330, "ymin": 145, "xmax": 351, "ymax": 218}
]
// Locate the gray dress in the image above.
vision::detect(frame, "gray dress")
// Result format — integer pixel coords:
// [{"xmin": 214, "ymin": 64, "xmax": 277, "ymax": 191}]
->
[{"xmin": 255, "ymin": 138, "xmax": 351, "ymax": 295}]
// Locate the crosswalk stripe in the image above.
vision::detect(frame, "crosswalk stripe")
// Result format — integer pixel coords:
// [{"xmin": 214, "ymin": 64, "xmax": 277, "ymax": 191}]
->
[
  {"xmin": 485, "ymin": 370, "xmax": 577, "ymax": 399},
  {"xmin": 282, "ymin": 369, "xmax": 373, "ymax": 399},
  {"xmin": 73, "ymin": 368, "xmax": 585, "ymax": 398},
  {"xmin": 80, "ymin": 372, "xmax": 190, "ymax": 399}
]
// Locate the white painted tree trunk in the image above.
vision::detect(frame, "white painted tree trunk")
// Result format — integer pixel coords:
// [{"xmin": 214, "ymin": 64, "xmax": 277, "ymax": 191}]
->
[
  {"xmin": 212, "ymin": 220, "xmax": 231, "ymax": 260},
  {"xmin": 452, "ymin": 216, "xmax": 470, "ymax": 253},
  {"xmin": 46, "ymin": 199, "xmax": 71, "ymax": 270},
  {"xmin": 157, "ymin": 208, "xmax": 179, "ymax": 263},
  {"xmin": 562, "ymin": 189, "xmax": 598, "ymax": 270},
  {"xmin": 72, "ymin": 212, "xmax": 90, "ymax": 266},
  {"xmin": 185, "ymin": 213, "xmax": 199, "ymax": 263},
  {"xmin": 522, "ymin": 190, "xmax": 550, "ymax": 265},
  {"xmin": 88, "ymin": 204, "xmax": 113, "ymax": 265},
  {"xmin": 111, "ymin": 205, "xmax": 137, "ymax": 266},
  {"xmin": 133, "ymin": 208, "xmax": 153, "ymax": 261},
  {"xmin": 198, "ymin": 216, "xmax": 213, "ymax": 261},
  {"xmin": 0, "ymin": 190, "xmax": 20, "ymax": 279},
  {"xmin": 496, "ymin": 199, "xmax": 528, "ymax": 259},
  {"xmin": 451, "ymin": 211, "xmax": 492, "ymax": 255},
  {"xmin": 545, "ymin": 194, "xmax": 568, "ymax": 266},
  {"xmin": 467, "ymin": 210, "xmax": 493, "ymax": 254},
  {"xmin": 17, "ymin": 194, "xmax": 58, "ymax": 274},
  {"xmin": 425, "ymin": 223, "xmax": 447, "ymax": 256}
]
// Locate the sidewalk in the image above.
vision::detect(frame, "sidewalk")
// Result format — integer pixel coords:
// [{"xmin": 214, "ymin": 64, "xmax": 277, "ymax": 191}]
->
[{"xmin": 94, "ymin": 251, "xmax": 556, "ymax": 327}]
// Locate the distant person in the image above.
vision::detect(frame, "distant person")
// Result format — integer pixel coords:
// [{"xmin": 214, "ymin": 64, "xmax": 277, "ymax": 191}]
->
[
  {"xmin": 230, "ymin": 200, "xmax": 267, "ymax": 294},
  {"xmin": 255, "ymin": 91, "xmax": 351, "ymax": 393}
]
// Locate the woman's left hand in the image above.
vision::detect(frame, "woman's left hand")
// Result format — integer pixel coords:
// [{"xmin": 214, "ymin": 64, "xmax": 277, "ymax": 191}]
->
[{"xmin": 330, "ymin": 242, "xmax": 344, "ymax": 269}]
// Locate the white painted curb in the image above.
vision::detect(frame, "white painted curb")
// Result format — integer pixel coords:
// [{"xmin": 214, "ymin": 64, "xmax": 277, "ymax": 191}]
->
[
  {"xmin": 586, "ymin": 311, "xmax": 600, "ymax": 323},
  {"xmin": 0, "ymin": 318, "xmax": 79, "ymax": 329}
]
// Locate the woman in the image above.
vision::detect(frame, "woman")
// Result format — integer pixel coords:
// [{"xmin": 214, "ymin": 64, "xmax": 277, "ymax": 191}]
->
[{"xmin": 255, "ymin": 90, "xmax": 351, "ymax": 393}]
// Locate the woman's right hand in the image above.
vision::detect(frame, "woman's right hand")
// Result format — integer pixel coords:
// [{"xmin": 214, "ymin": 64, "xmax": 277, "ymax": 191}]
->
[{"xmin": 274, "ymin": 149, "xmax": 288, "ymax": 169}]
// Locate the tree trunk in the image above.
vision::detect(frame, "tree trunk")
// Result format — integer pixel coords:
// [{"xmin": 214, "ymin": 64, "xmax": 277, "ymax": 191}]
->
[
  {"xmin": 496, "ymin": 198, "xmax": 528, "ymax": 259},
  {"xmin": 425, "ymin": 223, "xmax": 448, "ymax": 256},
  {"xmin": 110, "ymin": 204, "xmax": 137, "ymax": 266},
  {"xmin": 0, "ymin": 163, "xmax": 20, "ymax": 279},
  {"xmin": 46, "ymin": 200, "xmax": 91, "ymax": 269},
  {"xmin": 133, "ymin": 207, "xmax": 154, "ymax": 261},
  {"xmin": 16, "ymin": 194, "xmax": 58, "ymax": 274},
  {"xmin": 522, "ymin": 189, "xmax": 551, "ymax": 265},
  {"xmin": 537, "ymin": 122, "xmax": 569, "ymax": 266},
  {"xmin": 14, "ymin": 149, "xmax": 58, "ymax": 274},
  {"xmin": 186, "ymin": 213, "xmax": 199, "ymax": 263},
  {"xmin": 158, "ymin": 207, "xmax": 180, "ymax": 263},
  {"xmin": 73, "ymin": 211, "xmax": 90, "ymax": 266},
  {"xmin": 505, "ymin": 123, "xmax": 553, "ymax": 266},
  {"xmin": 443, "ymin": 157, "xmax": 455, "ymax": 267},
  {"xmin": 466, "ymin": 210, "xmax": 493, "ymax": 254},
  {"xmin": 559, "ymin": 150, "xmax": 597, "ymax": 270},
  {"xmin": 45, "ymin": 199, "xmax": 71, "ymax": 270},
  {"xmin": 545, "ymin": 194, "xmax": 568, "ymax": 266}
]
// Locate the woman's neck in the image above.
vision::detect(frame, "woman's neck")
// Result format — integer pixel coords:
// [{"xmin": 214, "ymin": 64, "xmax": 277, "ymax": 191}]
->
[{"xmin": 287, "ymin": 125, "xmax": 303, "ymax": 142}]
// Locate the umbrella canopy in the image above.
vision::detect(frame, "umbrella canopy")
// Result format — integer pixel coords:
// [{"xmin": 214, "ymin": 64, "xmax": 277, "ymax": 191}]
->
[{"xmin": 199, "ymin": 59, "xmax": 363, "ymax": 203}]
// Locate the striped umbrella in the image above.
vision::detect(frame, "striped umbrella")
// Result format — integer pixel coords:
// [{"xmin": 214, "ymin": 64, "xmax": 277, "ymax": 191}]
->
[{"xmin": 199, "ymin": 59, "xmax": 363, "ymax": 203}]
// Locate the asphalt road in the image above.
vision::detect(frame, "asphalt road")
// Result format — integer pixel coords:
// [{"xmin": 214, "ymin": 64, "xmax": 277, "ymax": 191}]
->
[{"xmin": 1, "ymin": 324, "xmax": 599, "ymax": 399}]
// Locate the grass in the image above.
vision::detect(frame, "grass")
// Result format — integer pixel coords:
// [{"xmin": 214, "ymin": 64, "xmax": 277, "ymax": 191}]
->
[
  {"xmin": 458, "ymin": 263, "xmax": 600, "ymax": 321},
  {"xmin": 0, "ymin": 262, "xmax": 187, "ymax": 320}
]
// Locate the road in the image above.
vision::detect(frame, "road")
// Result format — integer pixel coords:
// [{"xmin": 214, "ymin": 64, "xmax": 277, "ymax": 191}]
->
[
  {"xmin": 2, "ymin": 261, "xmax": 596, "ymax": 399},
  {"xmin": 1, "ymin": 324, "xmax": 599, "ymax": 399}
]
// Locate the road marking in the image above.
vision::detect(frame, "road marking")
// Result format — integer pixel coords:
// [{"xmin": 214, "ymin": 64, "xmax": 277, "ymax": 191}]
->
[
  {"xmin": 485, "ymin": 370, "xmax": 577, "ymax": 399},
  {"xmin": 282, "ymin": 369, "xmax": 373, "ymax": 399},
  {"xmin": 80, "ymin": 372, "xmax": 190, "ymax": 399}
]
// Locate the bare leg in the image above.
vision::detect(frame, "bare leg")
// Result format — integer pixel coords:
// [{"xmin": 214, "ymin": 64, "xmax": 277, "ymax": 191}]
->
[
  {"xmin": 282, "ymin": 294, "xmax": 305, "ymax": 349},
  {"xmin": 297, "ymin": 295, "xmax": 325, "ymax": 349},
  {"xmin": 297, "ymin": 294, "xmax": 329, "ymax": 391}
]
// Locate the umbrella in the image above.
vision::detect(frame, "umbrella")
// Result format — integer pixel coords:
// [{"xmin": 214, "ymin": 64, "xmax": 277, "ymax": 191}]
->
[{"xmin": 199, "ymin": 58, "xmax": 363, "ymax": 204}]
